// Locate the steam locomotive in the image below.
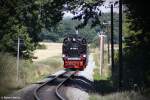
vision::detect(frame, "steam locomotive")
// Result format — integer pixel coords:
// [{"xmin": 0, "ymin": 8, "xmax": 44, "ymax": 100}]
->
[{"xmin": 62, "ymin": 34, "xmax": 88, "ymax": 70}]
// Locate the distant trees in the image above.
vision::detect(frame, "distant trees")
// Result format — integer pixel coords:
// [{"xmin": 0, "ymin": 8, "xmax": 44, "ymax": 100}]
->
[{"xmin": 40, "ymin": 13, "xmax": 119, "ymax": 45}]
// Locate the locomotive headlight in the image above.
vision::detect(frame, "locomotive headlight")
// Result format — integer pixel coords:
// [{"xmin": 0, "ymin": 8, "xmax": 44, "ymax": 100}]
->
[
  {"xmin": 83, "ymin": 54, "xmax": 86, "ymax": 58},
  {"xmin": 62, "ymin": 54, "xmax": 66, "ymax": 58},
  {"xmin": 73, "ymin": 38, "xmax": 76, "ymax": 41}
]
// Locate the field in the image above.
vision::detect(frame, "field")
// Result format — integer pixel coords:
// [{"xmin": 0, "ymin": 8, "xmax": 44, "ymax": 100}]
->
[
  {"xmin": 0, "ymin": 42, "xmax": 63, "ymax": 96},
  {"xmin": 33, "ymin": 42, "xmax": 62, "ymax": 62}
]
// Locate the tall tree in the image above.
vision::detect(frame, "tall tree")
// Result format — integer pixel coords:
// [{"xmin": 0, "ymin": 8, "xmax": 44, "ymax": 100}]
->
[{"xmin": 122, "ymin": 0, "xmax": 150, "ymax": 88}]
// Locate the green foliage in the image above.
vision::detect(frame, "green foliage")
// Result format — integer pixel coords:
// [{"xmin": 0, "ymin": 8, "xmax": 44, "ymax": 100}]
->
[
  {"xmin": 40, "ymin": 13, "xmax": 119, "ymax": 45},
  {"xmin": 120, "ymin": 15, "xmax": 150, "ymax": 89},
  {"xmin": 0, "ymin": 0, "xmax": 38, "ymax": 58},
  {"xmin": 0, "ymin": 0, "xmax": 115, "ymax": 58},
  {"xmin": 93, "ymin": 68, "xmax": 101, "ymax": 80},
  {"xmin": 0, "ymin": 0, "xmax": 66, "ymax": 58},
  {"xmin": 115, "ymin": 1, "xmax": 150, "ymax": 89},
  {"xmin": 123, "ymin": 1, "xmax": 150, "ymax": 32},
  {"xmin": 0, "ymin": 25, "xmax": 35, "ymax": 59},
  {"xmin": 122, "ymin": 33, "xmax": 150, "ymax": 88},
  {"xmin": 37, "ymin": 56, "xmax": 63, "ymax": 70},
  {"xmin": 89, "ymin": 91, "xmax": 149, "ymax": 100},
  {"xmin": 92, "ymin": 48, "xmax": 111, "ymax": 81}
]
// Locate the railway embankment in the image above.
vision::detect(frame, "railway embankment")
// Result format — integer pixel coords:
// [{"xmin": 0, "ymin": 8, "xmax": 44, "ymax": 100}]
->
[{"xmin": 6, "ymin": 54, "xmax": 96, "ymax": 100}]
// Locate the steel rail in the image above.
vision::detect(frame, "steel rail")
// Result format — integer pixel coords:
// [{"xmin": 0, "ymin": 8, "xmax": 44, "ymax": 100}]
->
[
  {"xmin": 34, "ymin": 71, "xmax": 67, "ymax": 100},
  {"xmin": 55, "ymin": 71, "xmax": 78, "ymax": 100}
]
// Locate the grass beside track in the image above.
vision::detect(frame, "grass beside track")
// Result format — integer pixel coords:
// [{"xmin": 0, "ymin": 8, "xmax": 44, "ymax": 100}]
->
[
  {"xmin": 90, "ymin": 47, "xmax": 150, "ymax": 100},
  {"xmin": 89, "ymin": 91, "xmax": 149, "ymax": 100},
  {"xmin": 0, "ymin": 52, "xmax": 62, "ymax": 96},
  {"xmin": 92, "ymin": 48, "xmax": 111, "ymax": 80}
]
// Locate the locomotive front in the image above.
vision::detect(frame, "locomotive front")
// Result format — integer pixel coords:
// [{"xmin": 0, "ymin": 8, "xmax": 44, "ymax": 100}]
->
[{"xmin": 62, "ymin": 35, "xmax": 87, "ymax": 70}]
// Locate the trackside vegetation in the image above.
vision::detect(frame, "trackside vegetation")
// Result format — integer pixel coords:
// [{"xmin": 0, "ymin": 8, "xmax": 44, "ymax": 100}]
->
[{"xmin": 0, "ymin": 52, "xmax": 62, "ymax": 96}]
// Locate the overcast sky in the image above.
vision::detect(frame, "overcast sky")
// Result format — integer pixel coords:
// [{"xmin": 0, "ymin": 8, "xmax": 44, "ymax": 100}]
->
[
  {"xmin": 63, "ymin": 0, "xmax": 119, "ymax": 18},
  {"xmin": 99, "ymin": 0, "xmax": 119, "ymax": 13}
]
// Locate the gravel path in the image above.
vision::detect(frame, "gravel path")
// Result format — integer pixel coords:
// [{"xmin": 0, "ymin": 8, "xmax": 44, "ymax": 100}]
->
[
  {"xmin": 66, "ymin": 87, "xmax": 89, "ymax": 100},
  {"xmin": 77, "ymin": 54, "xmax": 96, "ymax": 81},
  {"xmin": 64, "ymin": 54, "xmax": 96, "ymax": 100},
  {"xmin": 8, "ymin": 54, "xmax": 95, "ymax": 100},
  {"xmin": 8, "ymin": 84, "xmax": 38, "ymax": 100}
]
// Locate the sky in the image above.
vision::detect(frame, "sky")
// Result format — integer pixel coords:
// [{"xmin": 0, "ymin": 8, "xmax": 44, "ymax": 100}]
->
[
  {"xmin": 99, "ymin": 0, "xmax": 119, "ymax": 13},
  {"xmin": 63, "ymin": 0, "xmax": 119, "ymax": 18}
]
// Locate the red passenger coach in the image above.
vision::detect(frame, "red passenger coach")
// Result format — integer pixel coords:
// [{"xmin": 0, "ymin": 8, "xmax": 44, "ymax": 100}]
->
[{"xmin": 62, "ymin": 34, "xmax": 88, "ymax": 70}]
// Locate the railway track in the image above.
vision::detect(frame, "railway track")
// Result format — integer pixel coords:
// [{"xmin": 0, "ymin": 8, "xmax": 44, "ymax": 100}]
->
[{"xmin": 34, "ymin": 70, "xmax": 78, "ymax": 100}]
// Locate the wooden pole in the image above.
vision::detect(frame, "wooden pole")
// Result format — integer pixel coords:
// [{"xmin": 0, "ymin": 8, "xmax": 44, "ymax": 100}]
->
[
  {"xmin": 111, "ymin": 4, "xmax": 114, "ymax": 75},
  {"xmin": 107, "ymin": 24, "xmax": 110, "ymax": 64},
  {"xmin": 119, "ymin": 0, "xmax": 123, "ymax": 90},
  {"xmin": 16, "ymin": 36, "xmax": 20, "ymax": 82},
  {"xmin": 99, "ymin": 33, "xmax": 105, "ymax": 76}
]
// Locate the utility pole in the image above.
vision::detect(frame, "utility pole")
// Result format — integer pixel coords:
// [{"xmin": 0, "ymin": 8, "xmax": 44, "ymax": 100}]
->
[
  {"xmin": 16, "ymin": 36, "xmax": 20, "ymax": 82},
  {"xmin": 111, "ymin": 4, "xmax": 114, "ymax": 75},
  {"xmin": 99, "ymin": 32, "xmax": 105, "ymax": 76},
  {"xmin": 119, "ymin": 0, "xmax": 123, "ymax": 90},
  {"xmin": 103, "ymin": 21, "xmax": 111, "ymax": 64},
  {"xmin": 107, "ymin": 27, "xmax": 110, "ymax": 64}
]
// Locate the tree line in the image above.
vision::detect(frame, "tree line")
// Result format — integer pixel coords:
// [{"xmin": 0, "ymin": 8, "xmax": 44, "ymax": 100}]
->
[{"xmin": 40, "ymin": 13, "xmax": 119, "ymax": 44}]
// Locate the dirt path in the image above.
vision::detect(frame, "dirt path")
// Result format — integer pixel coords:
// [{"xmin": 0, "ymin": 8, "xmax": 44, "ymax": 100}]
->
[{"xmin": 33, "ymin": 42, "xmax": 62, "ymax": 62}]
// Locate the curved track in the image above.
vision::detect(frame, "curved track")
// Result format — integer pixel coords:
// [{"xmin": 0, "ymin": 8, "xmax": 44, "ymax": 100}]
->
[{"xmin": 34, "ymin": 71, "xmax": 78, "ymax": 100}]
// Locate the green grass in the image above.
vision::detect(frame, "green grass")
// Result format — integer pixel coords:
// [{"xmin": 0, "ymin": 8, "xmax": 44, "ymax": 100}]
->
[
  {"xmin": 35, "ymin": 56, "xmax": 63, "ymax": 73},
  {"xmin": 32, "ymin": 55, "xmax": 63, "ymax": 81},
  {"xmin": 89, "ymin": 91, "xmax": 149, "ymax": 100},
  {"xmin": 0, "ymin": 52, "xmax": 62, "ymax": 96},
  {"xmin": 92, "ymin": 48, "xmax": 111, "ymax": 80},
  {"xmin": 90, "ymin": 48, "xmax": 150, "ymax": 100},
  {"xmin": 92, "ymin": 49, "xmax": 100, "ymax": 67},
  {"xmin": 93, "ymin": 68, "xmax": 101, "ymax": 80},
  {"xmin": 93, "ymin": 67, "xmax": 110, "ymax": 80},
  {"xmin": 0, "ymin": 52, "xmax": 36, "ymax": 96}
]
